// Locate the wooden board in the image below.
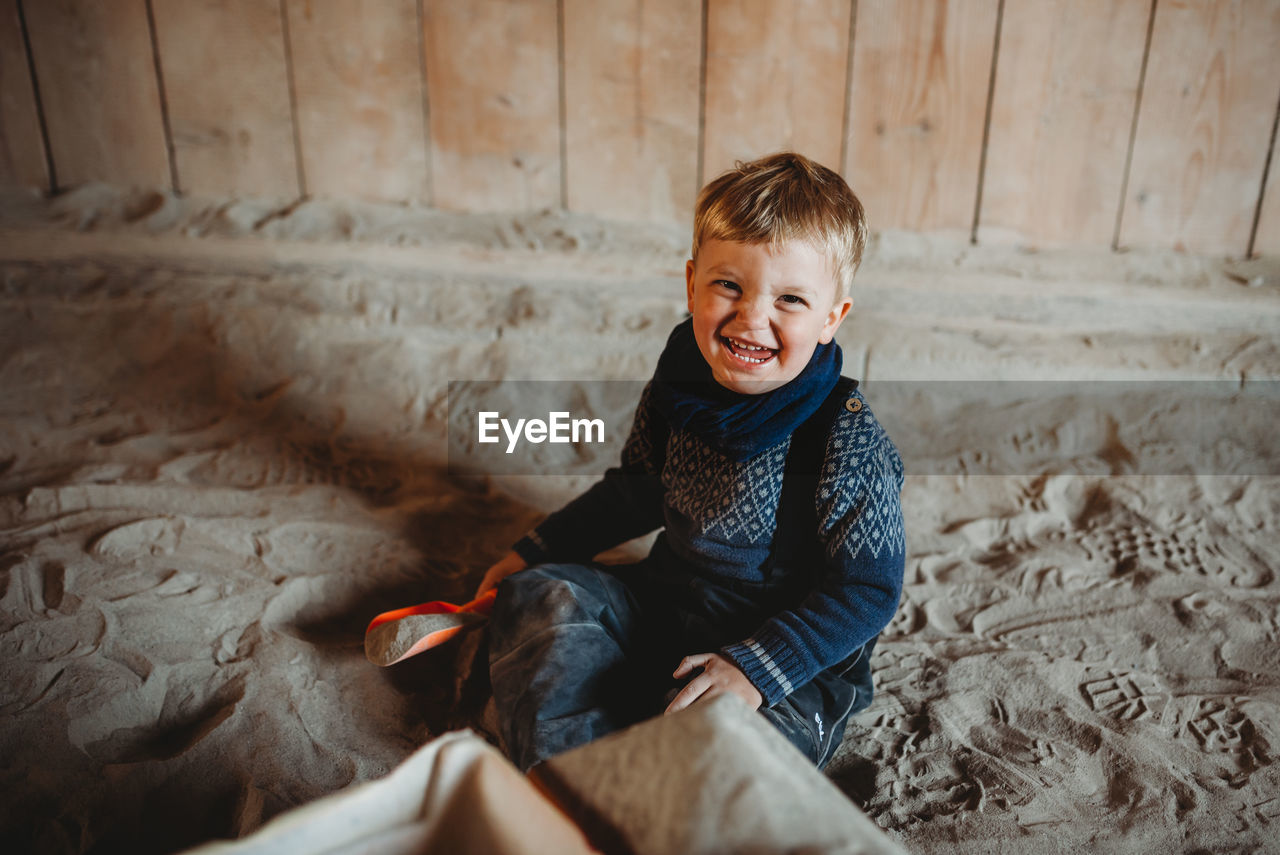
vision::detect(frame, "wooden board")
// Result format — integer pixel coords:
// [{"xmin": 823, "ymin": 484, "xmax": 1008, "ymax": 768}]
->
[
  {"xmin": 979, "ymin": 0, "xmax": 1150, "ymax": 247},
  {"xmin": 844, "ymin": 0, "xmax": 998, "ymax": 234},
  {"xmin": 562, "ymin": 0, "xmax": 701, "ymax": 224},
  {"xmin": 702, "ymin": 0, "xmax": 851, "ymax": 183},
  {"xmin": 422, "ymin": 0, "xmax": 561, "ymax": 212},
  {"xmin": 151, "ymin": 0, "xmax": 299, "ymax": 199},
  {"xmin": 1121, "ymin": 0, "xmax": 1280, "ymax": 256},
  {"xmin": 1254, "ymin": 120, "xmax": 1280, "ymax": 256},
  {"xmin": 21, "ymin": 0, "xmax": 169, "ymax": 189},
  {"xmin": 284, "ymin": 0, "xmax": 429, "ymax": 203},
  {"xmin": 0, "ymin": 0, "xmax": 47, "ymax": 189}
]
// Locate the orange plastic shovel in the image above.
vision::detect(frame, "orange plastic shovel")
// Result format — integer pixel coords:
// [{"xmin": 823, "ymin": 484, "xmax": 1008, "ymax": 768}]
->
[{"xmin": 364, "ymin": 589, "xmax": 498, "ymax": 666}]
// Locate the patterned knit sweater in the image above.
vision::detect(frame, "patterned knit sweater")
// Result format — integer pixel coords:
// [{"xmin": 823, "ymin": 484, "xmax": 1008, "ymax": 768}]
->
[{"xmin": 512, "ymin": 380, "xmax": 906, "ymax": 708}]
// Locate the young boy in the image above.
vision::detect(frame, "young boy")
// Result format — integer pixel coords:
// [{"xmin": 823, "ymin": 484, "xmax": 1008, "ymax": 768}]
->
[{"xmin": 478, "ymin": 152, "xmax": 905, "ymax": 772}]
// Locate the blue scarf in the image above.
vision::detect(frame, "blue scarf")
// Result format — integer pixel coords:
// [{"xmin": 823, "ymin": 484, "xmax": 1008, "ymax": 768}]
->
[{"xmin": 650, "ymin": 318, "xmax": 842, "ymax": 461}]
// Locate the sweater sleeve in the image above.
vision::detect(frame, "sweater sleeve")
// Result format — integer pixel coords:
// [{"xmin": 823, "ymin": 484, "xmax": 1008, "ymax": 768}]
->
[
  {"xmin": 512, "ymin": 381, "xmax": 668, "ymax": 565},
  {"xmin": 722, "ymin": 410, "xmax": 906, "ymax": 707}
]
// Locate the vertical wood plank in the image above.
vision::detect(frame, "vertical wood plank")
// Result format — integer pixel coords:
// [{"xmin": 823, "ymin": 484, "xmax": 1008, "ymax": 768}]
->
[
  {"xmin": 980, "ymin": 0, "xmax": 1150, "ymax": 247},
  {"xmin": 0, "ymin": 0, "xmax": 48, "ymax": 189},
  {"xmin": 1121, "ymin": 0, "xmax": 1280, "ymax": 256},
  {"xmin": 21, "ymin": 0, "xmax": 169, "ymax": 189},
  {"xmin": 151, "ymin": 0, "xmax": 299, "ymax": 199},
  {"xmin": 1254, "ymin": 123, "xmax": 1280, "ymax": 256},
  {"xmin": 844, "ymin": 0, "xmax": 998, "ymax": 234},
  {"xmin": 283, "ymin": 0, "xmax": 429, "ymax": 202},
  {"xmin": 562, "ymin": 0, "xmax": 701, "ymax": 224},
  {"xmin": 702, "ymin": 0, "xmax": 851, "ymax": 183},
  {"xmin": 423, "ymin": 0, "xmax": 561, "ymax": 212}
]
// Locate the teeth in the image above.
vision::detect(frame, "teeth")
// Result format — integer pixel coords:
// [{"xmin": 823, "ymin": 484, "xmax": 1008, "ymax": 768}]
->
[{"xmin": 723, "ymin": 336, "xmax": 774, "ymax": 364}]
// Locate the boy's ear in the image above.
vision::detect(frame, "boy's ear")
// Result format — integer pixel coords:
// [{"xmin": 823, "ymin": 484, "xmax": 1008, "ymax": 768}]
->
[
  {"xmin": 819, "ymin": 296, "xmax": 853, "ymax": 344},
  {"xmin": 685, "ymin": 259, "xmax": 696, "ymax": 313}
]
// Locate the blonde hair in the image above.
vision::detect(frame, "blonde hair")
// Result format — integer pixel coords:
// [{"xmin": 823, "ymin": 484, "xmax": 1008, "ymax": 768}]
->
[{"xmin": 692, "ymin": 152, "xmax": 867, "ymax": 301}]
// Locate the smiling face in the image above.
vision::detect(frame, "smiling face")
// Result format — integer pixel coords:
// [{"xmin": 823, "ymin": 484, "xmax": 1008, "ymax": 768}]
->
[{"xmin": 685, "ymin": 238, "xmax": 852, "ymax": 395}]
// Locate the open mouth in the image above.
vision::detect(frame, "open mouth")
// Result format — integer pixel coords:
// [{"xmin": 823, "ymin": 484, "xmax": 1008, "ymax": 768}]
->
[{"xmin": 721, "ymin": 335, "xmax": 778, "ymax": 365}]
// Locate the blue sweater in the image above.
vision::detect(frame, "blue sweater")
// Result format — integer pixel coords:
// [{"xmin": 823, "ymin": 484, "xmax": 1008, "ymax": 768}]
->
[{"xmin": 512, "ymin": 380, "xmax": 906, "ymax": 708}]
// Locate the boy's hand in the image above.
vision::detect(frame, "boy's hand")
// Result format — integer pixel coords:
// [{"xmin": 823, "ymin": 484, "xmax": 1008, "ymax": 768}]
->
[
  {"xmin": 475, "ymin": 551, "xmax": 527, "ymax": 599},
  {"xmin": 664, "ymin": 653, "xmax": 762, "ymax": 714}
]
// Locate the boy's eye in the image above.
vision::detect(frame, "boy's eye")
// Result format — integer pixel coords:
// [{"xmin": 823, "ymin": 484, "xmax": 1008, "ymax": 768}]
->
[
  {"xmin": 714, "ymin": 280, "xmax": 740, "ymax": 292},
  {"xmin": 779, "ymin": 294, "xmax": 807, "ymax": 306}
]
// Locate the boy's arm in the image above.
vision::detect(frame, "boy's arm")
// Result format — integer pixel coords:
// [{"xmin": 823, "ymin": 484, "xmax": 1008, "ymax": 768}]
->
[
  {"xmin": 510, "ymin": 381, "xmax": 668, "ymax": 566},
  {"xmin": 722, "ymin": 428, "xmax": 906, "ymax": 708}
]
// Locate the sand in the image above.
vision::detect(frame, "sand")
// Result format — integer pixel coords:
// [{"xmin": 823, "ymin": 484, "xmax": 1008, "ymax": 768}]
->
[{"xmin": 1, "ymin": 185, "xmax": 1278, "ymax": 853}]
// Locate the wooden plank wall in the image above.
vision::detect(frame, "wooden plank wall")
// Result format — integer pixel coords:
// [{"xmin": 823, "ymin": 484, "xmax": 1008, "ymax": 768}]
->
[
  {"xmin": 845, "ymin": 0, "xmax": 998, "ymax": 236},
  {"xmin": 1257, "ymin": 131, "xmax": 1280, "ymax": 255},
  {"xmin": 980, "ymin": 0, "xmax": 1150, "ymax": 247},
  {"xmin": 285, "ymin": 0, "xmax": 430, "ymax": 202},
  {"xmin": 701, "ymin": 0, "xmax": 851, "ymax": 184},
  {"xmin": 20, "ymin": 0, "xmax": 170, "ymax": 189},
  {"xmin": 0, "ymin": 0, "xmax": 47, "ymax": 189},
  {"xmin": 423, "ymin": 0, "xmax": 562, "ymax": 212},
  {"xmin": 3, "ymin": 0, "xmax": 1279, "ymax": 257},
  {"xmin": 151, "ymin": 0, "xmax": 299, "ymax": 199},
  {"xmin": 1120, "ymin": 0, "xmax": 1280, "ymax": 255},
  {"xmin": 563, "ymin": 0, "xmax": 702, "ymax": 223}
]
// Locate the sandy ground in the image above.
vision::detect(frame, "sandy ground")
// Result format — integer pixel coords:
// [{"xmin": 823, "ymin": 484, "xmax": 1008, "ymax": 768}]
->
[{"xmin": 1, "ymin": 187, "xmax": 1279, "ymax": 853}]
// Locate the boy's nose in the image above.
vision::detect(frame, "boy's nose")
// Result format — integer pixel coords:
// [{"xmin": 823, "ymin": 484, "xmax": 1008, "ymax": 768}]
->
[{"xmin": 736, "ymin": 297, "xmax": 771, "ymax": 327}]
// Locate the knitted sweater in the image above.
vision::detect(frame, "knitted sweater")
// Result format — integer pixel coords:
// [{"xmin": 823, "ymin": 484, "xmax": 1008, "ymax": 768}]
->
[{"xmin": 512, "ymin": 380, "xmax": 906, "ymax": 708}]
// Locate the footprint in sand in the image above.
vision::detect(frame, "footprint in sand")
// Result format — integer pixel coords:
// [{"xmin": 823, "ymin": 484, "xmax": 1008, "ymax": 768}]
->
[
  {"xmin": 80, "ymin": 673, "xmax": 247, "ymax": 765},
  {"xmin": 883, "ymin": 594, "xmax": 924, "ymax": 638},
  {"xmin": 91, "ymin": 517, "xmax": 183, "ymax": 560},
  {"xmin": 1080, "ymin": 670, "xmax": 1170, "ymax": 723},
  {"xmin": 1078, "ymin": 499, "xmax": 1273, "ymax": 589},
  {"xmin": 1174, "ymin": 697, "xmax": 1270, "ymax": 761},
  {"xmin": 1232, "ymin": 792, "xmax": 1280, "ymax": 831}
]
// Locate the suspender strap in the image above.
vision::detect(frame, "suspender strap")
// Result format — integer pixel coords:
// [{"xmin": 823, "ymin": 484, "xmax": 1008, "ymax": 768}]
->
[
  {"xmin": 787, "ymin": 375, "xmax": 857, "ymax": 477},
  {"xmin": 763, "ymin": 376, "xmax": 858, "ymax": 584}
]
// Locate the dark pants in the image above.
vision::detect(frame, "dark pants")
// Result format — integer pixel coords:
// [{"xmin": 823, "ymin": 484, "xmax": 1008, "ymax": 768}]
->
[{"xmin": 488, "ymin": 561, "xmax": 875, "ymax": 772}]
